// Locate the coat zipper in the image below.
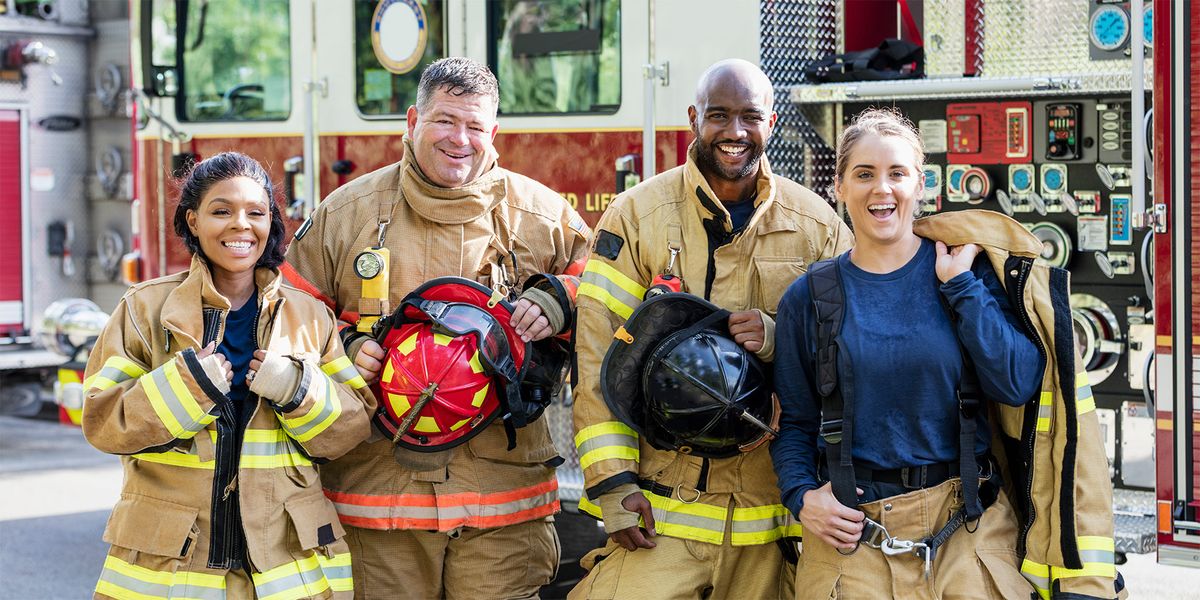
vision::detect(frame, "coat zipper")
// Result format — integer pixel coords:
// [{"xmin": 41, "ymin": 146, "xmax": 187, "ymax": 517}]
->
[{"xmin": 1011, "ymin": 258, "xmax": 1046, "ymax": 555}]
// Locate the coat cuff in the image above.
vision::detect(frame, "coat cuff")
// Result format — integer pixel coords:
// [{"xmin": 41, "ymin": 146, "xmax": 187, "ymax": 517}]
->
[
  {"xmin": 248, "ymin": 351, "xmax": 302, "ymax": 405},
  {"xmin": 596, "ymin": 483, "xmax": 644, "ymax": 533},
  {"xmin": 197, "ymin": 353, "xmax": 232, "ymax": 395},
  {"xmin": 520, "ymin": 286, "xmax": 566, "ymax": 335},
  {"xmin": 753, "ymin": 310, "xmax": 776, "ymax": 363}
]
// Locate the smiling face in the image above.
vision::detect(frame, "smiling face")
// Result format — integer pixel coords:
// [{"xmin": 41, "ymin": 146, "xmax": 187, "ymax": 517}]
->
[
  {"xmin": 835, "ymin": 133, "xmax": 924, "ymax": 249},
  {"xmin": 689, "ymin": 68, "xmax": 777, "ymax": 185},
  {"xmin": 406, "ymin": 87, "xmax": 500, "ymax": 188},
  {"xmin": 186, "ymin": 176, "xmax": 271, "ymax": 280}
]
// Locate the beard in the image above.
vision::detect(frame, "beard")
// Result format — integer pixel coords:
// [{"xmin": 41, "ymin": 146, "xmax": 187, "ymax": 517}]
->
[{"xmin": 694, "ymin": 140, "xmax": 764, "ymax": 181}]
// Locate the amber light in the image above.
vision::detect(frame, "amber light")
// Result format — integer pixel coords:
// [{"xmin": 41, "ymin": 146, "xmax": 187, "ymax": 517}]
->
[
  {"xmin": 1158, "ymin": 501, "xmax": 1172, "ymax": 534},
  {"xmin": 120, "ymin": 251, "xmax": 141, "ymax": 285}
]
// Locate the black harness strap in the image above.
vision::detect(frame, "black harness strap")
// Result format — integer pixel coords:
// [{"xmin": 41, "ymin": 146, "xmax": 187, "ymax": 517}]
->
[{"xmin": 808, "ymin": 260, "xmax": 859, "ymax": 509}]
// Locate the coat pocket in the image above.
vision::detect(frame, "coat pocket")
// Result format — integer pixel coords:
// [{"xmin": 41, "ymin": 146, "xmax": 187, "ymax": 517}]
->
[
  {"xmin": 793, "ymin": 560, "xmax": 841, "ymax": 600},
  {"xmin": 752, "ymin": 257, "xmax": 808, "ymax": 318},
  {"xmin": 102, "ymin": 494, "xmax": 200, "ymax": 558},
  {"xmin": 285, "ymin": 492, "xmax": 346, "ymax": 551}
]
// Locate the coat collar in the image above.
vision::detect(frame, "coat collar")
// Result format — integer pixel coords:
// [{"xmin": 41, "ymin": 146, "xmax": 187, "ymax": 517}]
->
[
  {"xmin": 160, "ymin": 255, "xmax": 282, "ymax": 346},
  {"xmin": 681, "ymin": 142, "xmax": 778, "ymax": 233},
  {"xmin": 913, "ymin": 209, "xmax": 1043, "ymax": 257},
  {"xmin": 400, "ymin": 134, "xmax": 507, "ymax": 225}
]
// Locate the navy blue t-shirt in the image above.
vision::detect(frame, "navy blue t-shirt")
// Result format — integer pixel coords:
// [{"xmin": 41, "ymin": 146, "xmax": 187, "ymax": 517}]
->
[
  {"xmin": 724, "ymin": 198, "xmax": 757, "ymax": 233},
  {"xmin": 769, "ymin": 239, "xmax": 1044, "ymax": 515},
  {"xmin": 217, "ymin": 290, "xmax": 258, "ymax": 425}
]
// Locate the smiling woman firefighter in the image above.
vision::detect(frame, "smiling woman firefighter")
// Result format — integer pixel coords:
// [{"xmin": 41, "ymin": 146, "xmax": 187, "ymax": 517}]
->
[
  {"xmin": 81, "ymin": 152, "xmax": 375, "ymax": 600},
  {"xmin": 771, "ymin": 109, "xmax": 1123, "ymax": 600}
]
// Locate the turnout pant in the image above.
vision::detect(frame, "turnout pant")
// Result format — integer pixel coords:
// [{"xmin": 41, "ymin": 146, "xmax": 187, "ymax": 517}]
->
[
  {"xmin": 794, "ymin": 478, "xmax": 1035, "ymax": 600},
  {"xmin": 345, "ymin": 517, "xmax": 559, "ymax": 600},
  {"xmin": 567, "ymin": 526, "xmax": 794, "ymax": 599}
]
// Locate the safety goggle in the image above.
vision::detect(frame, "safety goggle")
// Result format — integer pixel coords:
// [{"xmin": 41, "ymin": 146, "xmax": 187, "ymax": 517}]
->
[{"xmin": 401, "ymin": 299, "xmax": 518, "ymax": 383}]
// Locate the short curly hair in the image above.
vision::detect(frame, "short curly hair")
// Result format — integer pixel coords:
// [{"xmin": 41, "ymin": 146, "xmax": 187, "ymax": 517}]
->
[{"xmin": 172, "ymin": 151, "xmax": 286, "ymax": 269}]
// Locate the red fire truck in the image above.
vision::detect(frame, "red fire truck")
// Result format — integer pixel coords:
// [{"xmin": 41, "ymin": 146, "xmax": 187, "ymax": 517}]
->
[{"xmin": 125, "ymin": 0, "xmax": 1197, "ymax": 569}]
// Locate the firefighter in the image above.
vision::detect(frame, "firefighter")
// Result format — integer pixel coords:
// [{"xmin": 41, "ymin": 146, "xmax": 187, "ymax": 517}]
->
[
  {"xmin": 82, "ymin": 152, "xmax": 375, "ymax": 599},
  {"xmin": 771, "ymin": 108, "xmax": 1121, "ymax": 599},
  {"xmin": 284, "ymin": 57, "xmax": 590, "ymax": 599},
  {"xmin": 569, "ymin": 59, "xmax": 852, "ymax": 599}
]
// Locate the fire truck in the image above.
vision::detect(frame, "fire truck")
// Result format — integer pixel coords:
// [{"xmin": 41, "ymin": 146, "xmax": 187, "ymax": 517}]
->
[{"xmin": 124, "ymin": 0, "xmax": 1196, "ymax": 569}]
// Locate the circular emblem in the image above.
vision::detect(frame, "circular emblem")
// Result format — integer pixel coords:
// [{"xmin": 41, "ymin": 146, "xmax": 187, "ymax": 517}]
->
[
  {"xmin": 355, "ymin": 251, "xmax": 385, "ymax": 280},
  {"xmin": 371, "ymin": 0, "xmax": 428, "ymax": 75}
]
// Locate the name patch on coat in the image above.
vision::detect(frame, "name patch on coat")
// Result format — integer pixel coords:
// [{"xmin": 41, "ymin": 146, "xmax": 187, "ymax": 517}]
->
[{"xmin": 594, "ymin": 229, "xmax": 625, "ymax": 261}]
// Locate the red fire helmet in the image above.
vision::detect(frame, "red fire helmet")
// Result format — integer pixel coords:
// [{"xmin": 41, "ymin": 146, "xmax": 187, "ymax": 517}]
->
[{"xmin": 372, "ymin": 277, "xmax": 529, "ymax": 452}]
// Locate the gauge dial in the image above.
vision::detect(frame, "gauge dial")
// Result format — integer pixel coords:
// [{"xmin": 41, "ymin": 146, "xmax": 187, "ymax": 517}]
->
[
  {"xmin": 1090, "ymin": 5, "xmax": 1130, "ymax": 52},
  {"xmin": 1011, "ymin": 167, "xmax": 1032, "ymax": 192},
  {"xmin": 354, "ymin": 251, "xmax": 384, "ymax": 279},
  {"xmin": 1143, "ymin": 4, "xmax": 1153, "ymax": 48},
  {"xmin": 1043, "ymin": 168, "xmax": 1064, "ymax": 191}
]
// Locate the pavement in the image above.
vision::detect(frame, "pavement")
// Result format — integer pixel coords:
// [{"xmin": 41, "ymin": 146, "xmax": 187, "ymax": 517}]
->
[{"xmin": 0, "ymin": 413, "xmax": 1196, "ymax": 599}]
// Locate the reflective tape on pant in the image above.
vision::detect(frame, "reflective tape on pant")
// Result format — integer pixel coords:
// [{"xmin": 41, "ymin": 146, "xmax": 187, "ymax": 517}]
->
[
  {"xmin": 85, "ymin": 356, "xmax": 147, "ymax": 392},
  {"xmin": 95, "ymin": 555, "xmax": 227, "ymax": 600},
  {"xmin": 253, "ymin": 551, "xmax": 353, "ymax": 600},
  {"xmin": 279, "ymin": 376, "xmax": 341, "ymax": 443},
  {"xmin": 730, "ymin": 504, "xmax": 804, "ymax": 545},
  {"xmin": 575, "ymin": 421, "xmax": 639, "ymax": 471},
  {"xmin": 578, "ymin": 260, "xmax": 645, "ymax": 319},
  {"xmin": 143, "ymin": 360, "xmax": 217, "ymax": 439},
  {"xmin": 1021, "ymin": 536, "xmax": 1116, "ymax": 600},
  {"xmin": 133, "ymin": 428, "xmax": 314, "ymax": 470},
  {"xmin": 322, "ymin": 356, "xmax": 367, "ymax": 390},
  {"xmin": 326, "ymin": 479, "xmax": 559, "ymax": 531}
]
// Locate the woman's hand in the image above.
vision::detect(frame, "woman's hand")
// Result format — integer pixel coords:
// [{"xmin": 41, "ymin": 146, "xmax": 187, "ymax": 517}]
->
[
  {"xmin": 196, "ymin": 341, "xmax": 233, "ymax": 383},
  {"xmin": 799, "ymin": 483, "xmax": 865, "ymax": 551},
  {"xmin": 935, "ymin": 242, "xmax": 982, "ymax": 283}
]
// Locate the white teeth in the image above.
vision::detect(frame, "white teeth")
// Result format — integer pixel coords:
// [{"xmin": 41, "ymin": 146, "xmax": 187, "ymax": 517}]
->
[
  {"xmin": 868, "ymin": 203, "xmax": 896, "ymax": 211},
  {"xmin": 224, "ymin": 241, "xmax": 251, "ymax": 249},
  {"xmin": 718, "ymin": 144, "xmax": 747, "ymax": 155}
]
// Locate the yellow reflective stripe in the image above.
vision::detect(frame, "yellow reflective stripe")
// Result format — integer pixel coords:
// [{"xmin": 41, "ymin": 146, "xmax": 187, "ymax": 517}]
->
[
  {"xmin": 280, "ymin": 375, "xmax": 342, "ymax": 443},
  {"xmin": 1036, "ymin": 391, "xmax": 1052, "ymax": 432},
  {"xmin": 133, "ymin": 428, "xmax": 314, "ymax": 470},
  {"xmin": 730, "ymin": 504, "xmax": 804, "ymax": 545},
  {"xmin": 85, "ymin": 356, "xmax": 148, "ymax": 391},
  {"xmin": 578, "ymin": 260, "xmax": 646, "ymax": 319},
  {"xmin": 253, "ymin": 552, "xmax": 341, "ymax": 600},
  {"xmin": 322, "ymin": 356, "xmax": 366, "ymax": 390},
  {"xmin": 133, "ymin": 451, "xmax": 213, "ymax": 470},
  {"xmin": 575, "ymin": 421, "xmax": 639, "ymax": 470},
  {"xmin": 318, "ymin": 552, "xmax": 353, "ymax": 592},
  {"xmin": 143, "ymin": 361, "xmax": 216, "ymax": 438},
  {"xmin": 96, "ymin": 554, "xmax": 226, "ymax": 600},
  {"xmin": 1021, "ymin": 559, "xmax": 1051, "ymax": 600}
]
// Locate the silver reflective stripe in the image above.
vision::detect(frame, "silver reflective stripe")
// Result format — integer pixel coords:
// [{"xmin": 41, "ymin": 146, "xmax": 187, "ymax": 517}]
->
[
  {"xmin": 320, "ymin": 564, "xmax": 353, "ymax": 583},
  {"xmin": 1023, "ymin": 571, "xmax": 1050, "ymax": 591},
  {"xmin": 328, "ymin": 501, "xmax": 439, "ymax": 521},
  {"xmin": 650, "ymin": 507, "xmax": 726, "ymax": 532},
  {"xmin": 1079, "ymin": 549, "xmax": 1115, "ymax": 564},
  {"xmin": 731, "ymin": 514, "xmax": 787, "ymax": 534},
  {"xmin": 580, "ymin": 271, "xmax": 643, "ymax": 309},
  {"xmin": 254, "ymin": 565, "xmax": 327, "ymax": 598},
  {"xmin": 284, "ymin": 385, "xmax": 337, "ymax": 439},
  {"xmin": 576, "ymin": 433, "xmax": 638, "ymax": 457},
  {"xmin": 149, "ymin": 368, "xmax": 205, "ymax": 431},
  {"xmin": 437, "ymin": 490, "xmax": 559, "ymax": 521},
  {"xmin": 98, "ymin": 569, "xmax": 226, "ymax": 600},
  {"xmin": 97, "ymin": 365, "xmax": 135, "ymax": 385},
  {"xmin": 327, "ymin": 364, "xmax": 359, "ymax": 384}
]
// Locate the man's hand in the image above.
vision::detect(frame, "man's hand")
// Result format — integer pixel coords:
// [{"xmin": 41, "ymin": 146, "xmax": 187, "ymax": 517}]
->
[
  {"xmin": 798, "ymin": 483, "xmax": 865, "ymax": 551},
  {"xmin": 509, "ymin": 298, "xmax": 553, "ymax": 342},
  {"xmin": 728, "ymin": 310, "xmax": 766, "ymax": 353},
  {"xmin": 196, "ymin": 341, "xmax": 233, "ymax": 383},
  {"xmin": 354, "ymin": 339, "xmax": 386, "ymax": 384},
  {"xmin": 935, "ymin": 241, "xmax": 982, "ymax": 284},
  {"xmin": 609, "ymin": 492, "xmax": 657, "ymax": 551}
]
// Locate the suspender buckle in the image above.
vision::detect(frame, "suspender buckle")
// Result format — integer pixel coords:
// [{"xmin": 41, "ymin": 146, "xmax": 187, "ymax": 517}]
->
[{"xmin": 819, "ymin": 418, "xmax": 843, "ymax": 444}]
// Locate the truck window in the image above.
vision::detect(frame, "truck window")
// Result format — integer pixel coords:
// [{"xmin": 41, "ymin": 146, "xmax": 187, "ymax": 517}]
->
[
  {"xmin": 488, "ymin": 0, "xmax": 620, "ymax": 115},
  {"xmin": 177, "ymin": 0, "xmax": 291, "ymax": 122},
  {"xmin": 355, "ymin": 0, "xmax": 447, "ymax": 118}
]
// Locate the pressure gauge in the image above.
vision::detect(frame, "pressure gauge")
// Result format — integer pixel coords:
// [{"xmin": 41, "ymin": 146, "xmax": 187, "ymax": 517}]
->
[
  {"xmin": 1143, "ymin": 3, "xmax": 1153, "ymax": 48},
  {"xmin": 1089, "ymin": 5, "xmax": 1130, "ymax": 52},
  {"xmin": 354, "ymin": 250, "xmax": 385, "ymax": 279},
  {"xmin": 1008, "ymin": 164, "xmax": 1034, "ymax": 194}
]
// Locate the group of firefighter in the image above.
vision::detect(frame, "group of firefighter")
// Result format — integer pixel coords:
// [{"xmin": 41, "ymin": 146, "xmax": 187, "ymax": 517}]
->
[{"xmin": 80, "ymin": 56, "xmax": 1123, "ymax": 600}]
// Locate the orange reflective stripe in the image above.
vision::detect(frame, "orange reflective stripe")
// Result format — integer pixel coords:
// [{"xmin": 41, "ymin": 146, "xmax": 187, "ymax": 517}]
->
[
  {"xmin": 279, "ymin": 262, "xmax": 359, "ymax": 324},
  {"xmin": 325, "ymin": 479, "xmax": 559, "ymax": 531}
]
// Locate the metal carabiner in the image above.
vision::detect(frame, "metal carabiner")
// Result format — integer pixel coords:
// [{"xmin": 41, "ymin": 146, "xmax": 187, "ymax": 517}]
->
[
  {"xmin": 880, "ymin": 538, "xmax": 928, "ymax": 556},
  {"xmin": 859, "ymin": 517, "xmax": 890, "ymax": 550},
  {"xmin": 665, "ymin": 243, "xmax": 681, "ymax": 276}
]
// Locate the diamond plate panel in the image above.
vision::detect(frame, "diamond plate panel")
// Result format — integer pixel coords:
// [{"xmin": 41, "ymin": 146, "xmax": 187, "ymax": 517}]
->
[
  {"xmin": 924, "ymin": 0, "xmax": 967, "ymax": 77},
  {"xmin": 982, "ymin": 0, "xmax": 1141, "ymax": 77},
  {"xmin": 760, "ymin": 0, "xmax": 838, "ymax": 193}
]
